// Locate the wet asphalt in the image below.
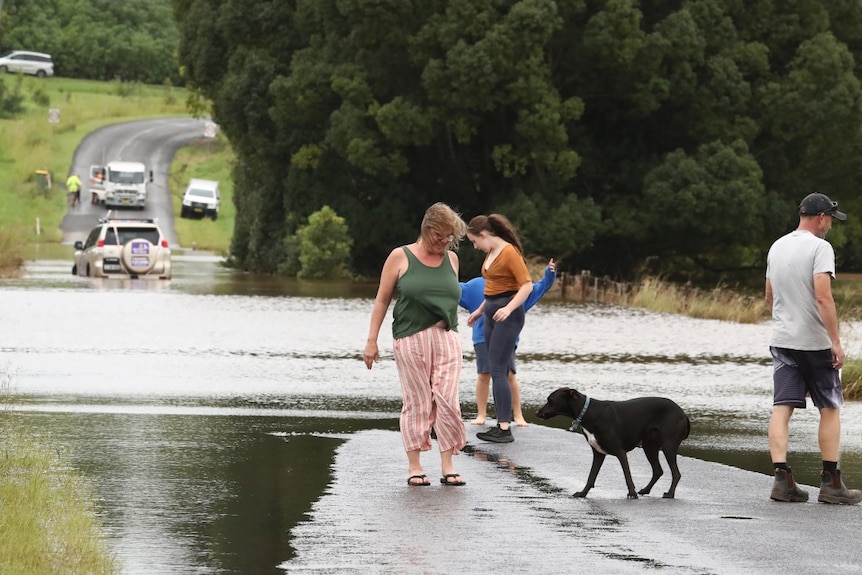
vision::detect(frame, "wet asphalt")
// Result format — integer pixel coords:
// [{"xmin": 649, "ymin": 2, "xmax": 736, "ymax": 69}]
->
[{"xmin": 281, "ymin": 423, "xmax": 861, "ymax": 574}]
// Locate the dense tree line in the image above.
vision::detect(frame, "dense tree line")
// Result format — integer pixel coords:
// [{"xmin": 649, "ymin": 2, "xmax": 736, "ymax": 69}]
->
[
  {"xmin": 0, "ymin": 0, "xmax": 180, "ymax": 85},
  {"xmin": 174, "ymin": 0, "xmax": 862, "ymax": 281},
  {"xmin": 9, "ymin": 1, "xmax": 862, "ymax": 282}
]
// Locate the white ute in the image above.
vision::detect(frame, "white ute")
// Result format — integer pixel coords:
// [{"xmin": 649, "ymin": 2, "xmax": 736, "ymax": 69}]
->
[{"xmin": 180, "ymin": 178, "xmax": 220, "ymax": 220}]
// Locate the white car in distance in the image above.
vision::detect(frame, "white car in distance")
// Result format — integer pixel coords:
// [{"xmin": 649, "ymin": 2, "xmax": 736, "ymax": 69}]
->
[
  {"xmin": 0, "ymin": 50, "xmax": 54, "ymax": 77},
  {"xmin": 180, "ymin": 178, "xmax": 220, "ymax": 220}
]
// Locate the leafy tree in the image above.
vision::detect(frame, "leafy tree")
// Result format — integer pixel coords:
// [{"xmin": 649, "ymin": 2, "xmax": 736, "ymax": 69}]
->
[
  {"xmin": 0, "ymin": 0, "xmax": 181, "ymax": 84},
  {"xmin": 290, "ymin": 205, "xmax": 353, "ymax": 280},
  {"xmin": 173, "ymin": 1, "xmax": 862, "ymax": 280}
]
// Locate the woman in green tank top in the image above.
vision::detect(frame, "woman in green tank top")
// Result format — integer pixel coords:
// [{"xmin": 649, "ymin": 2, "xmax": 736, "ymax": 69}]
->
[{"xmin": 364, "ymin": 203, "xmax": 470, "ymax": 487}]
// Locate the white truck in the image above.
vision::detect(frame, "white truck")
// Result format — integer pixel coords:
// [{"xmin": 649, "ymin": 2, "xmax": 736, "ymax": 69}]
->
[{"xmin": 89, "ymin": 161, "xmax": 153, "ymax": 209}]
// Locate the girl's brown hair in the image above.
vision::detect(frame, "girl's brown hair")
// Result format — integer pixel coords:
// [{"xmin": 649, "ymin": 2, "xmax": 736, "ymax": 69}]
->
[{"xmin": 467, "ymin": 214, "xmax": 524, "ymax": 255}]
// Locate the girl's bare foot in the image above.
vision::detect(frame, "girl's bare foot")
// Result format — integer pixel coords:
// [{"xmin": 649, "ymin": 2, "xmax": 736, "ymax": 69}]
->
[
  {"xmin": 470, "ymin": 417, "xmax": 486, "ymax": 425},
  {"xmin": 514, "ymin": 419, "xmax": 529, "ymax": 427}
]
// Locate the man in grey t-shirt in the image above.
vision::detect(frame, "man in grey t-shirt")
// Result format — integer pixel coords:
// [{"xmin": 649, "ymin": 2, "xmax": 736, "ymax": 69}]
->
[{"xmin": 765, "ymin": 192, "xmax": 860, "ymax": 505}]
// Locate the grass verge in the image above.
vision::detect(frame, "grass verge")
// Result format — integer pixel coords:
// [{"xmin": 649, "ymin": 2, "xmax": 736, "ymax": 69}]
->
[
  {"xmin": 1, "ymin": 370, "xmax": 116, "ymax": 575},
  {"xmin": 168, "ymin": 137, "xmax": 235, "ymax": 253}
]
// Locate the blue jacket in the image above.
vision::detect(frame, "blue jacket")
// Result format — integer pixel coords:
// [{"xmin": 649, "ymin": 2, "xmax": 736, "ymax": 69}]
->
[{"xmin": 459, "ymin": 265, "xmax": 556, "ymax": 346}]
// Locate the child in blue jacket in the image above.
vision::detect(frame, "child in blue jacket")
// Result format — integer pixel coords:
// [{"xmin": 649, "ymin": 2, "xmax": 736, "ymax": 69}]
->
[{"xmin": 459, "ymin": 258, "xmax": 555, "ymax": 426}]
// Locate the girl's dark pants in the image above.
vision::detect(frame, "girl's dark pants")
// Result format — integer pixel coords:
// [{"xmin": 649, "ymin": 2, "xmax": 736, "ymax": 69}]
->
[{"xmin": 483, "ymin": 295, "xmax": 525, "ymax": 425}]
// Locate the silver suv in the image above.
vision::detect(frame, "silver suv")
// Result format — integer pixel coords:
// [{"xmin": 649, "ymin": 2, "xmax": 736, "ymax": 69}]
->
[
  {"xmin": 0, "ymin": 51, "xmax": 54, "ymax": 77},
  {"xmin": 72, "ymin": 218, "xmax": 171, "ymax": 279}
]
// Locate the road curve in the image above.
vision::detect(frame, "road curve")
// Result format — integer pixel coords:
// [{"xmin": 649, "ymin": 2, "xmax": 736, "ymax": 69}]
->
[{"xmin": 60, "ymin": 117, "xmax": 209, "ymax": 248}]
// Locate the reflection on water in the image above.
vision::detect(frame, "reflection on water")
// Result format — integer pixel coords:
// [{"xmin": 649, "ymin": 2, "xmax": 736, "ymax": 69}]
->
[
  {"xmin": 3, "ymin": 252, "xmax": 862, "ymax": 573},
  {"xmin": 20, "ymin": 411, "xmax": 353, "ymax": 575}
]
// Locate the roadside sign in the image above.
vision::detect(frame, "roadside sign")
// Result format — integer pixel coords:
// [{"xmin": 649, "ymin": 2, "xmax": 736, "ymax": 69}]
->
[
  {"xmin": 48, "ymin": 108, "xmax": 60, "ymax": 124},
  {"xmin": 35, "ymin": 169, "xmax": 52, "ymax": 190},
  {"xmin": 203, "ymin": 121, "xmax": 218, "ymax": 138}
]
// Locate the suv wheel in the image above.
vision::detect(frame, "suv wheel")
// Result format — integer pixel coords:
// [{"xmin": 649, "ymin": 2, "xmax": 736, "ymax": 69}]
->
[
  {"xmin": 36, "ymin": 69, "xmax": 46, "ymax": 78},
  {"xmin": 121, "ymin": 238, "xmax": 157, "ymax": 275}
]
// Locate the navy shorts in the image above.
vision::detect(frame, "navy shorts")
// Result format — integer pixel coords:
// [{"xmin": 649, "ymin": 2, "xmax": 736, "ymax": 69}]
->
[
  {"xmin": 474, "ymin": 342, "xmax": 516, "ymax": 375},
  {"xmin": 771, "ymin": 346, "xmax": 843, "ymax": 409}
]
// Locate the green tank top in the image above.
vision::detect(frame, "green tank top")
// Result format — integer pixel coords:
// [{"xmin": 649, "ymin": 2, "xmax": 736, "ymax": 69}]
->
[{"xmin": 392, "ymin": 246, "xmax": 460, "ymax": 339}]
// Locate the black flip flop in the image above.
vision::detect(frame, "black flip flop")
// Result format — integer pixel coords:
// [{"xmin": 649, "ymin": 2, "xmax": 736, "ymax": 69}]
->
[
  {"xmin": 407, "ymin": 474, "xmax": 430, "ymax": 486},
  {"xmin": 440, "ymin": 473, "xmax": 466, "ymax": 486}
]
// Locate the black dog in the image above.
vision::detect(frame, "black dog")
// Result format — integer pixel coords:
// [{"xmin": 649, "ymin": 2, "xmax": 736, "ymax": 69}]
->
[{"xmin": 536, "ymin": 387, "xmax": 690, "ymax": 499}]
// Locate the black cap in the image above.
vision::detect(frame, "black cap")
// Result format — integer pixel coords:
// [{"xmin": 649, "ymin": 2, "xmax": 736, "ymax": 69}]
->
[{"xmin": 799, "ymin": 193, "xmax": 847, "ymax": 221}]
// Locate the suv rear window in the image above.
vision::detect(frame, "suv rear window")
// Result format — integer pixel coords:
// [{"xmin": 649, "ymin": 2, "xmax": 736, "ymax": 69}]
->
[{"xmin": 104, "ymin": 227, "xmax": 161, "ymax": 245}]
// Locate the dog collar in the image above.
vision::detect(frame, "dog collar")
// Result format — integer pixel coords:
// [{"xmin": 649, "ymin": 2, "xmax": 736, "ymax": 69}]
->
[{"xmin": 567, "ymin": 396, "xmax": 591, "ymax": 432}]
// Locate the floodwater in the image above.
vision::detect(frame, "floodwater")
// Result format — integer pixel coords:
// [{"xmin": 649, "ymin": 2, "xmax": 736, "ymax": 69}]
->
[{"xmin": 3, "ymin": 246, "xmax": 862, "ymax": 574}]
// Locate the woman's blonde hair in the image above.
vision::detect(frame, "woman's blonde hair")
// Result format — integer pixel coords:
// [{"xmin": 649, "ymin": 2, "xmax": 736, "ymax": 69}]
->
[{"xmin": 419, "ymin": 202, "xmax": 468, "ymax": 250}]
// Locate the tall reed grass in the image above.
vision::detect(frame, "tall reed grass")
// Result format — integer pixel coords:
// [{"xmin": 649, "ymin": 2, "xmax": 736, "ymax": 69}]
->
[
  {"xmin": 841, "ymin": 364, "xmax": 862, "ymax": 401},
  {"xmin": 620, "ymin": 277, "xmax": 862, "ymax": 400},
  {"xmin": 0, "ymin": 227, "xmax": 25, "ymax": 278},
  {"xmin": 1, "ymin": 370, "xmax": 117, "ymax": 575},
  {"xmin": 563, "ymin": 276, "xmax": 769, "ymax": 323}
]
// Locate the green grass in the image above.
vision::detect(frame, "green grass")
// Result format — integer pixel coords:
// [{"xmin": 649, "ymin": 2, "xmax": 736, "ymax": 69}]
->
[
  {"xmin": 168, "ymin": 137, "xmax": 235, "ymax": 253},
  {"xmin": 0, "ymin": 75, "xmax": 189, "ymax": 246},
  {"xmin": 1, "ymin": 371, "xmax": 116, "ymax": 575}
]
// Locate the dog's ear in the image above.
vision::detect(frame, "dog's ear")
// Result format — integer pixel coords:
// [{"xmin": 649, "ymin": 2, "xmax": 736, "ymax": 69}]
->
[{"xmin": 568, "ymin": 388, "xmax": 583, "ymax": 400}]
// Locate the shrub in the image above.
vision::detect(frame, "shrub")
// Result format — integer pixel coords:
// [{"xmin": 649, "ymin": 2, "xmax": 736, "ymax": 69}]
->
[
  {"xmin": 31, "ymin": 88, "xmax": 50, "ymax": 107},
  {"xmin": 0, "ymin": 76, "xmax": 25, "ymax": 119},
  {"xmin": 293, "ymin": 206, "xmax": 353, "ymax": 279}
]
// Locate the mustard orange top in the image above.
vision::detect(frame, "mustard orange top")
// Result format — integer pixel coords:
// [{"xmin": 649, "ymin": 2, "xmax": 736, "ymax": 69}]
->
[{"xmin": 482, "ymin": 244, "xmax": 531, "ymax": 295}]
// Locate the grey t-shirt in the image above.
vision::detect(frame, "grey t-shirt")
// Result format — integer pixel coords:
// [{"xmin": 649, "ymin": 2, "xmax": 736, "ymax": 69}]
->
[{"xmin": 766, "ymin": 230, "xmax": 835, "ymax": 350}]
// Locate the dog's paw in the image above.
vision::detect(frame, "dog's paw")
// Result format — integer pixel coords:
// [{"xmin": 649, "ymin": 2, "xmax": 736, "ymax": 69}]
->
[
  {"xmin": 662, "ymin": 492, "xmax": 675, "ymax": 499},
  {"xmin": 572, "ymin": 491, "xmax": 588, "ymax": 498},
  {"xmin": 626, "ymin": 492, "xmax": 639, "ymax": 499}
]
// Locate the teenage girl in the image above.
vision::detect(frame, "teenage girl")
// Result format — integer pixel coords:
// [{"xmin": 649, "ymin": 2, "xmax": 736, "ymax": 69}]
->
[{"xmin": 466, "ymin": 214, "xmax": 532, "ymax": 443}]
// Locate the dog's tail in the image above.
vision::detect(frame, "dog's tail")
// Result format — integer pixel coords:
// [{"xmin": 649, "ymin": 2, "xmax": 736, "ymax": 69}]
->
[{"xmin": 683, "ymin": 415, "xmax": 691, "ymax": 440}]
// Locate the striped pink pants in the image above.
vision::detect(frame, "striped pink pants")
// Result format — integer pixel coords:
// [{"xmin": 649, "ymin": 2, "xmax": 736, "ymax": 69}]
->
[{"xmin": 393, "ymin": 326, "xmax": 467, "ymax": 454}]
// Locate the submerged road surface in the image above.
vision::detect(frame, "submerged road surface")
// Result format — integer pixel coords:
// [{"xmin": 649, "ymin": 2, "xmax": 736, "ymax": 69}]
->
[{"xmin": 281, "ymin": 424, "xmax": 861, "ymax": 574}]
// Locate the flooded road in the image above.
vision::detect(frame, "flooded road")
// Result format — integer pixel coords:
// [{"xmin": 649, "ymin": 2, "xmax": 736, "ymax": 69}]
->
[{"xmin": 3, "ymin": 248, "xmax": 862, "ymax": 574}]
